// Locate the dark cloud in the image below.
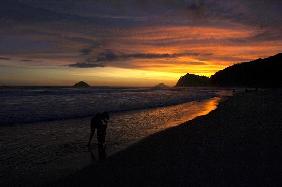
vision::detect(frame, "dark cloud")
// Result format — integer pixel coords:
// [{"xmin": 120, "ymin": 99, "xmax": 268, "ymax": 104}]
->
[
  {"xmin": 21, "ymin": 59, "xmax": 33, "ymax": 62},
  {"xmin": 0, "ymin": 1, "xmax": 71, "ymax": 23},
  {"xmin": 0, "ymin": 0, "xmax": 145, "ymax": 37},
  {"xmin": 229, "ymin": 30, "xmax": 282, "ymax": 44},
  {"xmin": 4, "ymin": 0, "xmax": 281, "ymax": 28},
  {"xmin": 0, "ymin": 56, "xmax": 11, "ymax": 61},
  {"xmin": 186, "ymin": 61, "xmax": 207, "ymax": 65},
  {"xmin": 69, "ymin": 50, "xmax": 206, "ymax": 68},
  {"xmin": 95, "ymin": 51, "xmax": 202, "ymax": 62},
  {"xmin": 80, "ymin": 48, "xmax": 93, "ymax": 56},
  {"xmin": 2, "ymin": 0, "xmax": 282, "ymax": 26},
  {"xmin": 69, "ymin": 63, "xmax": 105, "ymax": 68}
]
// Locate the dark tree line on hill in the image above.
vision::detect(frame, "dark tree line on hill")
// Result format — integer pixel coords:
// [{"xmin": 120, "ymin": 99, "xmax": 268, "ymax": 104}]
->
[{"xmin": 176, "ymin": 53, "xmax": 282, "ymax": 88}]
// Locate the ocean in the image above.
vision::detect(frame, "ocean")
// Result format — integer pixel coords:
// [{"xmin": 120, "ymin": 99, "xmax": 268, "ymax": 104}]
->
[
  {"xmin": 0, "ymin": 87, "xmax": 232, "ymax": 185},
  {"xmin": 0, "ymin": 87, "xmax": 224, "ymax": 125}
]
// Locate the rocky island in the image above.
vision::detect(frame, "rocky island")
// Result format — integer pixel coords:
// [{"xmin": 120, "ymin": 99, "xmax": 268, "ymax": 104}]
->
[{"xmin": 73, "ymin": 81, "xmax": 90, "ymax": 88}]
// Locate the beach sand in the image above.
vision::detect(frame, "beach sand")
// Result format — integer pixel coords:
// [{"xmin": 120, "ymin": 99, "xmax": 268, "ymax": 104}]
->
[{"xmin": 55, "ymin": 90, "xmax": 282, "ymax": 186}]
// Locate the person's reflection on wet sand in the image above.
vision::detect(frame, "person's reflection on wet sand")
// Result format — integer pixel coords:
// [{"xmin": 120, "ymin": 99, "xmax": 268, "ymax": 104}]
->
[
  {"xmin": 88, "ymin": 147, "xmax": 97, "ymax": 161},
  {"xmin": 98, "ymin": 144, "xmax": 106, "ymax": 160},
  {"xmin": 88, "ymin": 145, "xmax": 107, "ymax": 161}
]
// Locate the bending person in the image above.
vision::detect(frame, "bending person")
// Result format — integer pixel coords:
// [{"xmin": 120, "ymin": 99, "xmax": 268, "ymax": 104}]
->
[{"xmin": 87, "ymin": 112, "xmax": 110, "ymax": 146}]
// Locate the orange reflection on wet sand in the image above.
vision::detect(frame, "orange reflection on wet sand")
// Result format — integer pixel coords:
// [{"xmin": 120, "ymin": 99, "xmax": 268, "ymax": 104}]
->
[{"xmin": 160, "ymin": 97, "xmax": 221, "ymax": 130}]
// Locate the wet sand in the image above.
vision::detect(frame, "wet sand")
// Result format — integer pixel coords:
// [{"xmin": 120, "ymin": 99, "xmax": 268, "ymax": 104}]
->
[
  {"xmin": 0, "ymin": 97, "xmax": 224, "ymax": 186},
  {"xmin": 55, "ymin": 90, "xmax": 282, "ymax": 186}
]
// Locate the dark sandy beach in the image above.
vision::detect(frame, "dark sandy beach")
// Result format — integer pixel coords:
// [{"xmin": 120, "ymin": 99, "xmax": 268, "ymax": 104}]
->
[{"xmin": 55, "ymin": 89, "xmax": 282, "ymax": 187}]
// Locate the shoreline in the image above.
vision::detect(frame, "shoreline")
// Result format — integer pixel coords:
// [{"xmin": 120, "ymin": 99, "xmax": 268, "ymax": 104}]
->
[
  {"xmin": 0, "ymin": 96, "xmax": 222, "ymax": 130},
  {"xmin": 2, "ymin": 94, "xmax": 219, "ymax": 127},
  {"xmin": 55, "ymin": 89, "xmax": 282, "ymax": 186},
  {"xmin": 0, "ymin": 96, "xmax": 225, "ymax": 186}
]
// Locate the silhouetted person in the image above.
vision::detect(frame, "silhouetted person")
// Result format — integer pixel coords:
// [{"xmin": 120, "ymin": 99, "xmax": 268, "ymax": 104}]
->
[{"xmin": 87, "ymin": 112, "xmax": 110, "ymax": 146}]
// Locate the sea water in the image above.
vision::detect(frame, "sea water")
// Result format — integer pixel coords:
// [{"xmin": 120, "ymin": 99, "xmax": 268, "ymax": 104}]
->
[
  {"xmin": 0, "ymin": 87, "xmax": 232, "ymax": 185},
  {"xmin": 1, "ymin": 87, "xmax": 220, "ymax": 125}
]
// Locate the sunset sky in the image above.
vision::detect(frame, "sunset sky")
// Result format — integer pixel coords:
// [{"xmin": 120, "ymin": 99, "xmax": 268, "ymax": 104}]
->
[{"xmin": 0, "ymin": 0, "xmax": 282, "ymax": 86}]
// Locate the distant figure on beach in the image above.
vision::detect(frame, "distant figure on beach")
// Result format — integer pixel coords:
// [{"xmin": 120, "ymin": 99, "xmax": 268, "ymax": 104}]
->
[{"xmin": 87, "ymin": 112, "xmax": 110, "ymax": 147}]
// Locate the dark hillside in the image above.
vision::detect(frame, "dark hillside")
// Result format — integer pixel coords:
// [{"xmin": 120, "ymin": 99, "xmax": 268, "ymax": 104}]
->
[{"xmin": 210, "ymin": 53, "xmax": 282, "ymax": 87}]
